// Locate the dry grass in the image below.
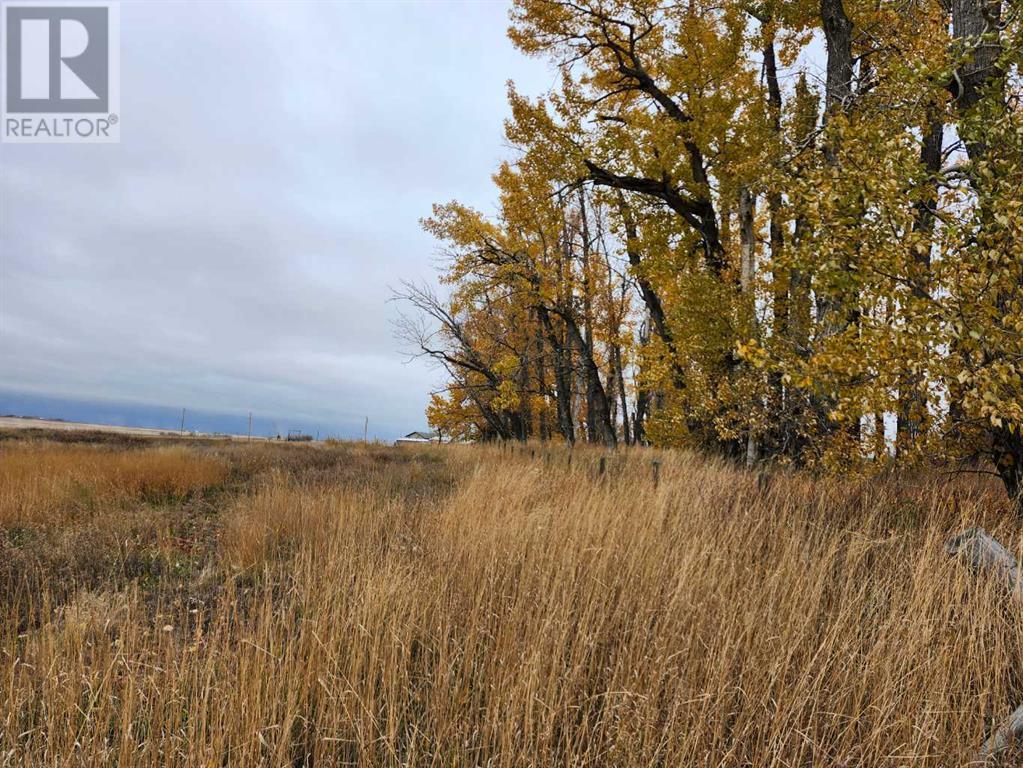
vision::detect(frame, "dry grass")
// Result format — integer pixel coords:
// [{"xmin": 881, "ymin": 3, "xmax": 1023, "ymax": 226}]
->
[
  {"xmin": 0, "ymin": 443, "xmax": 228, "ymax": 525},
  {"xmin": 0, "ymin": 435, "xmax": 1021, "ymax": 766}
]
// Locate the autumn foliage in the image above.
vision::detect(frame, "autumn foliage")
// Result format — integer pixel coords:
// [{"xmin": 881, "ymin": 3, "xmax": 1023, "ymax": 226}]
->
[{"xmin": 398, "ymin": 0, "xmax": 1023, "ymax": 508}]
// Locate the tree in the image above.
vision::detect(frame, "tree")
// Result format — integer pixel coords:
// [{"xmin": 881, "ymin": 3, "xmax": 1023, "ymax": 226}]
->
[{"xmin": 398, "ymin": 0, "xmax": 1023, "ymax": 510}]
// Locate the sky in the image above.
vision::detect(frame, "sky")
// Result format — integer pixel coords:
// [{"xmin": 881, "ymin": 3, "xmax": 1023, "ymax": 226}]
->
[{"xmin": 0, "ymin": 0, "xmax": 556, "ymax": 440}]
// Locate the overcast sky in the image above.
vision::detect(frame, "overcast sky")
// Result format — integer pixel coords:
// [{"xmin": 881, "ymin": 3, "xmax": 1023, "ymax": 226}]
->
[{"xmin": 0, "ymin": 0, "xmax": 555, "ymax": 439}]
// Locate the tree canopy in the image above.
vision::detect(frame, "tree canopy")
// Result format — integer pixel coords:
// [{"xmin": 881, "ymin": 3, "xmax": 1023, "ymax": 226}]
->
[{"xmin": 397, "ymin": 0, "xmax": 1023, "ymax": 508}]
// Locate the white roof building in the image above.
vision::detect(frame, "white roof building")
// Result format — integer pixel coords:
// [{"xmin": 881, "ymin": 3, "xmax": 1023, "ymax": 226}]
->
[{"xmin": 394, "ymin": 430, "xmax": 439, "ymax": 445}]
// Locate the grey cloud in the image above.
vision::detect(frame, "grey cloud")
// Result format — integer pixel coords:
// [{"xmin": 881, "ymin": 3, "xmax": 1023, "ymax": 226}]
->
[{"xmin": 0, "ymin": 0, "xmax": 553, "ymax": 438}]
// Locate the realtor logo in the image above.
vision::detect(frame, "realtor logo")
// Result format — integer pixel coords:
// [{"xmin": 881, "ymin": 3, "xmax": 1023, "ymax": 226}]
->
[{"xmin": 2, "ymin": 1, "xmax": 120, "ymax": 142}]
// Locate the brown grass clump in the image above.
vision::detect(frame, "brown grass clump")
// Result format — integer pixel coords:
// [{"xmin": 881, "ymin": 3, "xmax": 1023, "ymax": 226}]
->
[
  {"xmin": 0, "ymin": 444, "xmax": 228, "ymax": 525},
  {"xmin": 0, "ymin": 436, "xmax": 1021, "ymax": 766}
]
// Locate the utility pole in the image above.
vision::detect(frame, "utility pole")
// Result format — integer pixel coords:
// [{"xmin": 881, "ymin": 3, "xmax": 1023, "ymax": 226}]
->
[
  {"xmin": 247, "ymin": 412, "xmax": 252, "ymax": 442},
  {"xmin": 363, "ymin": 416, "xmax": 368, "ymax": 443},
  {"xmin": 180, "ymin": 408, "xmax": 186, "ymax": 436}
]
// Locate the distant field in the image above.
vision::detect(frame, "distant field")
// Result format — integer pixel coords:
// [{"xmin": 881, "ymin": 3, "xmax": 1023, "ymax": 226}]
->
[
  {"xmin": 0, "ymin": 415, "xmax": 266, "ymax": 441},
  {"xmin": 0, "ymin": 430, "xmax": 1019, "ymax": 766}
]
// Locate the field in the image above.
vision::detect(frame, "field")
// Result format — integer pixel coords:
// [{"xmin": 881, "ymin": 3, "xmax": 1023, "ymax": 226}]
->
[{"xmin": 0, "ymin": 431, "xmax": 1021, "ymax": 766}]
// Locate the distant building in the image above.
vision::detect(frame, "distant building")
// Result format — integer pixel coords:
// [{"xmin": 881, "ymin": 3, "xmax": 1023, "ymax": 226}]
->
[{"xmin": 394, "ymin": 430, "xmax": 440, "ymax": 446}]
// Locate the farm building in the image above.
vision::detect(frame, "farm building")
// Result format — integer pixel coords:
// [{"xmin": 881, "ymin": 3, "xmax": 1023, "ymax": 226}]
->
[{"xmin": 394, "ymin": 430, "xmax": 440, "ymax": 445}]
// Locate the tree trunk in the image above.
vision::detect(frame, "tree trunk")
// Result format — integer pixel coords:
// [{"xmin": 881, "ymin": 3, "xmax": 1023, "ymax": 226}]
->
[
  {"xmin": 538, "ymin": 307, "xmax": 575, "ymax": 444},
  {"xmin": 738, "ymin": 188, "xmax": 757, "ymax": 293},
  {"xmin": 577, "ymin": 188, "xmax": 598, "ymax": 442},
  {"xmin": 817, "ymin": 0, "xmax": 855, "ymax": 336},
  {"xmin": 738, "ymin": 187, "xmax": 759, "ymax": 468},
  {"xmin": 564, "ymin": 314, "xmax": 617, "ymax": 447},
  {"xmin": 821, "ymin": 0, "xmax": 854, "ymax": 122},
  {"xmin": 993, "ymin": 428, "xmax": 1023, "ymax": 513},
  {"xmin": 615, "ymin": 193, "xmax": 687, "ymax": 389},
  {"xmin": 817, "ymin": 0, "xmax": 865, "ymax": 455},
  {"xmin": 763, "ymin": 33, "xmax": 788, "ymax": 461},
  {"xmin": 950, "ymin": 0, "xmax": 1004, "ymax": 112},
  {"xmin": 950, "ymin": 0, "xmax": 1017, "ymax": 508},
  {"xmin": 633, "ymin": 318, "xmax": 651, "ymax": 445},
  {"xmin": 614, "ymin": 342, "xmax": 631, "ymax": 446},
  {"xmin": 533, "ymin": 312, "xmax": 551, "ymax": 441},
  {"xmin": 897, "ymin": 117, "xmax": 943, "ymax": 454}
]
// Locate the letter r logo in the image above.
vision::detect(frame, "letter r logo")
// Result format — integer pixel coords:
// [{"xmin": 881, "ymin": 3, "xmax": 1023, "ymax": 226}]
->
[{"xmin": 4, "ymin": 5, "xmax": 109, "ymax": 113}]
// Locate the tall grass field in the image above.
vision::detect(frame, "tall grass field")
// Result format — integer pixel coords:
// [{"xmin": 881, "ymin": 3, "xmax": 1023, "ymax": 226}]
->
[{"xmin": 0, "ymin": 431, "xmax": 1019, "ymax": 766}]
